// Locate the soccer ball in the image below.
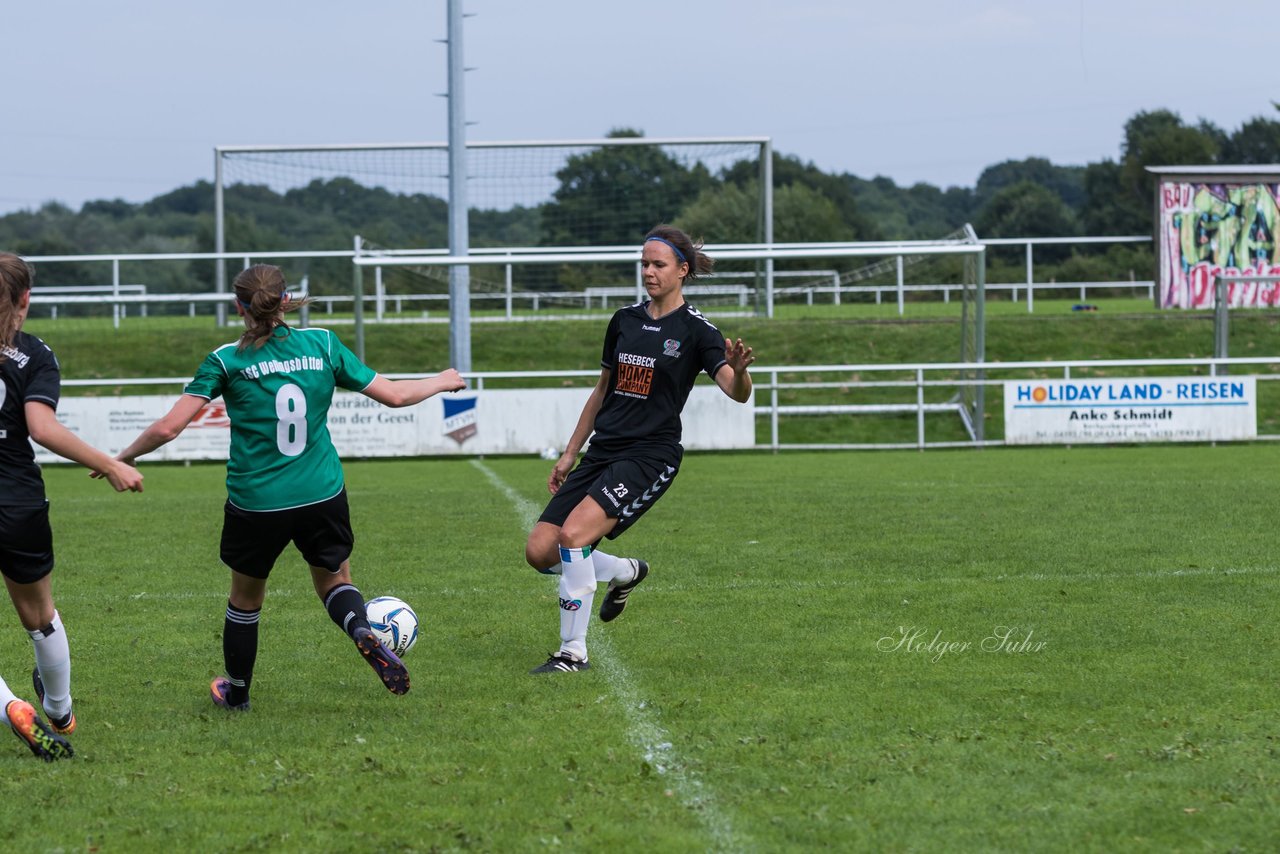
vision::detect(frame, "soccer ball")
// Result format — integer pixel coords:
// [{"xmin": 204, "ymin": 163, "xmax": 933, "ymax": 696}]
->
[{"xmin": 365, "ymin": 596, "xmax": 419, "ymax": 657}]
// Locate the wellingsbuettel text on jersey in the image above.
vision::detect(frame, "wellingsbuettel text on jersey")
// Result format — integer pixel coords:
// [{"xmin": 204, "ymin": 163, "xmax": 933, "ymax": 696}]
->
[{"xmin": 238, "ymin": 355, "xmax": 325, "ymax": 380}]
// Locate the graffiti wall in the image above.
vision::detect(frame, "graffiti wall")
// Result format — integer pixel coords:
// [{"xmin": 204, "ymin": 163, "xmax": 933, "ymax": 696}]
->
[{"xmin": 1158, "ymin": 181, "xmax": 1279, "ymax": 308}]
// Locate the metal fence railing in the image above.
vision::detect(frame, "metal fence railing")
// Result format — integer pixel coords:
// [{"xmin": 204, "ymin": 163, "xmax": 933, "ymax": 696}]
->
[{"xmin": 22, "ymin": 234, "xmax": 1157, "ymax": 325}]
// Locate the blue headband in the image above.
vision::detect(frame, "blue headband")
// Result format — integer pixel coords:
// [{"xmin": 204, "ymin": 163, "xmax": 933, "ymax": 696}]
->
[
  {"xmin": 645, "ymin": 236, "xmax": 687, "ymax": 264},
  {"xmin": 236, "ymin": 291, "xmax": 289, "ymax": 311}
]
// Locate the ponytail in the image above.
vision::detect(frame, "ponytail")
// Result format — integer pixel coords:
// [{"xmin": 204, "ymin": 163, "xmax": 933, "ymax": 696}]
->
[
  {"xmin": 233, "ymin": 264, "xmax": 309, "ymax": 350},
  {"xmin": 0, "ymin": 252, "xmax": 33, "ymax": 360}
]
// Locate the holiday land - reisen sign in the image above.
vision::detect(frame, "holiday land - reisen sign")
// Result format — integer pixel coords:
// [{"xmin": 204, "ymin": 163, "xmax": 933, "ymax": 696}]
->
[{"xmin": 1003, "ymin": 377, "xmax": 1256, "ymax": 445}]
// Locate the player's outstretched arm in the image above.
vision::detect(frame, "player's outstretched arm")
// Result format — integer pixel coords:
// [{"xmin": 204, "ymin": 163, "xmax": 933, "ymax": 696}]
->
[
  {"xmin": 24, "ymin": 401, "xmax": 144, "ymax": 492},
  {"xmin": 111, "ymin": 393, "xmax": 209, "ymax": 468},
  {"xmin": 361, "ymin": 369, "xmax": 466, "ymax": 408},
  {"xmin": 715, "ymin": 338, "xmax": 755, "ymax": 403}
]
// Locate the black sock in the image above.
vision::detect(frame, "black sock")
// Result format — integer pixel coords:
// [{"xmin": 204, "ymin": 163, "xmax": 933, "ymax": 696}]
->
[
  {"xmin": 323, "ymin": 583, "xmax": 370, "ymax": 640},
  {"xmin": 223, "ymin": 602, "xmax": 260, "ymax": 705}
]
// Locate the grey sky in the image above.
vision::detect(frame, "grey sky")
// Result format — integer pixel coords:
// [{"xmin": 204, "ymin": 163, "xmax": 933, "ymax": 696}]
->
[{"xmin": 5, "ymin": 0, "xmax": 1276, "ymax": 216}]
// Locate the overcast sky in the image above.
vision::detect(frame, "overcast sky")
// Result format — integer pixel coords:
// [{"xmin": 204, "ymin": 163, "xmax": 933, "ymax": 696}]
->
[{"xmin": 4, "ymin": 0, "xmax": 1276, "ymax": 216}]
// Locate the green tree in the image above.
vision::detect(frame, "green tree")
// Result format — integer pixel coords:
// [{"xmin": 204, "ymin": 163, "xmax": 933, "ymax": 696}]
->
[
  {"xmin": 844, "ymin": 175, "xmax": 975, "ymax": 240},
  {"xmin": 677, "ymin": 181, "xmax": 850, "ymax": 245},
  {"xmin": 975, "ymin": 180, "xmax": 1078, "ymax": 239},
  {"xmin": 722, "ymin": 153, "xmax": 880, "ymax": 240},
  {"xmin": 540, "ymin": 128, "xmax": 714, "ymax": 247},
  {"xmin": 1222, "ymin": 114, "xmax": 1280, "ymax": 164},
  {"xmin": 975, "ymin": 157, "xmax": 1086, "ymax": 211},
  {"xmin": 1080, "ymin": 160, "xmax": 1131, "ymax": 235}
]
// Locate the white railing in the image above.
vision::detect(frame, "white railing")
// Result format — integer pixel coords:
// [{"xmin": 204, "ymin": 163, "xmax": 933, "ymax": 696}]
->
[
  {"xmin": 981, "ymin": 236, "xmax": 1152, "ymax": 312},
  {"xmin": 22, "ymin": 234, "xmax": 1157, "ymax": 323},
  {"xmin": 59, "ymin": 355, "xmax": 1280, "ymax": 451}
]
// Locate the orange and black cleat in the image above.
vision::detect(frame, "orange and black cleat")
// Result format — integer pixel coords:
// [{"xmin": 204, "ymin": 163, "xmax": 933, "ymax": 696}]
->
[
  {"xmin": 6, "ymin": 699, "xmax": 74, "ymax": 761},
  {"xmin": 31, "ymin": 668, "xmax": 76, "ymax": 735}
]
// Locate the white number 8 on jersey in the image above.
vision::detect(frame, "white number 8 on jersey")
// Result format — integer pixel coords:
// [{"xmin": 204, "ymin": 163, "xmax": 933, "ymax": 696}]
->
[{"xmin": 275, "ymin": 383, "xmax": 307, "ymax": 456}]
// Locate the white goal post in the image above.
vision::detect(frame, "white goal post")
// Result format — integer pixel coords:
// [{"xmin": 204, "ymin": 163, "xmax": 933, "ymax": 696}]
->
[{"xmin": 213, "ymin": 136, "xmax": 774, "ymax": 319}]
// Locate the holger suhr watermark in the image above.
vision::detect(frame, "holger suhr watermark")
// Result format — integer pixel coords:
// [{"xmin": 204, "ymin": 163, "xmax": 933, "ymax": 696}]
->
[{"xmin": 877, "ymin": 626, "xmax": 1047, "ymax": 663}]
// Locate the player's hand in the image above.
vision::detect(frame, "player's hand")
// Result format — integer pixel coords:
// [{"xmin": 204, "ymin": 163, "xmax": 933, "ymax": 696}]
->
[
  {"xmin": 548, "ymin": 454, "xmax": 574, "ymax": 495},
  {"xmin": 92, "ymin": 459, "xmax": 143, "ymax": 492},
  {"xmin": 436, "ymin": 368, "xmax": 466, "ymax": 393},
  {"xmin": 725, "ymin": 338, "xmax": 755, "ymax": 373}
]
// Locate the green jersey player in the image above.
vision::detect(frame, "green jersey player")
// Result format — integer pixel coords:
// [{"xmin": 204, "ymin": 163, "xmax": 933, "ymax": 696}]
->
[{"xmin": 112, "ymin": 264, "xmax": 463, "ymax": 711}]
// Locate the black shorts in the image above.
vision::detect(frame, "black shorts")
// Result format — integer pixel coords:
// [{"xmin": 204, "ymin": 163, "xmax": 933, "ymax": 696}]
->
[
  {"xmin": 0, "ymin": 503, "xmax": 55, "ymax": 584},
  {"xmin": 539, "ymin": 448, "xmax": 682, "ymax": 540},
  {"xmin": 220, "ymin": 489, "xmax": 354, "ymax": 579}
]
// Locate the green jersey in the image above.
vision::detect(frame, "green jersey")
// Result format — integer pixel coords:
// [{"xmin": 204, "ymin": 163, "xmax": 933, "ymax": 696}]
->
[{"xmin": 185, "ymin": 326, "xmax": 376, "ymax": 511}]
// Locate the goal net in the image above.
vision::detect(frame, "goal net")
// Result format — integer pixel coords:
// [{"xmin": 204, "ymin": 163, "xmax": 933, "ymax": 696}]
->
[{"xmin": 215, "ymin": 136, "xmax": 768, "ymax": 253}]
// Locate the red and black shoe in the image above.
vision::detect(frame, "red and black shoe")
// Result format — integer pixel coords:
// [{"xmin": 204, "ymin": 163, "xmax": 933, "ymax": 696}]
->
[{"xmin": 7, "ymin": 699, "xmax": 74, "ymax": 761}]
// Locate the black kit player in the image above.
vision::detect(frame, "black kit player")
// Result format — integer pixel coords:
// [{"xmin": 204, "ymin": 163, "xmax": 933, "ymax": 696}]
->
[
  {"xmin": 0, "ymin": 252, "xmax": 144, "ymax": 760},
  {"xmin": 523, "ymin": 225, "xmax": 755, "ymax": 673}
]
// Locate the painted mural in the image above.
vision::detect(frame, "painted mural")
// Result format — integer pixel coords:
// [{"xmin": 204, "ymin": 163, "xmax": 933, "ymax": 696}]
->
[{"xmin": 1158, "ymin": 181, "xmax": 1279, "ymax": 308}]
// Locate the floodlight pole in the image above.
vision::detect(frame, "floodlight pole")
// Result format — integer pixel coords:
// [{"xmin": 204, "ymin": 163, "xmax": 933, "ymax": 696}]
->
[
  {"xmin": 214, "ymin": 149, "xmax": 227, "ymax": 327},
  {"xmin": 446, "ymin": 0, "xmax": 472, "ymax": 375}
]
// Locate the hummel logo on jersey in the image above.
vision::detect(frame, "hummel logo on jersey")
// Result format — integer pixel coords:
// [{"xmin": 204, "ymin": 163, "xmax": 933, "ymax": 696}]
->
[
  {"xmin": 642, "ymin": 324, "xmax": 662, "ymax": 332},
  {"xmin": 559, "ymin": 597, "xmax": 582, "ymax": 611}
]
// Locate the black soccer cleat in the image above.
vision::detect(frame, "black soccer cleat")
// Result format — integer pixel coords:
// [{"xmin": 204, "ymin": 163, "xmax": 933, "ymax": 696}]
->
[
  {"xmin": 530, "ymin": 652, "xmax": 591, "ymax": 674},
  {"xmin": 32, "ymin": 667, "xmax": 76, "ymax": 734},
  {"xmin": 599, "ymin": 559, "xmax": 649, "ymax": 623},
  {"xmin": 7, "ymin": 699, "xmax": 74, "ymax": 761},
  {"xmin": 354, "ymin": 627, "xmax": 410, "ymax": 695}
]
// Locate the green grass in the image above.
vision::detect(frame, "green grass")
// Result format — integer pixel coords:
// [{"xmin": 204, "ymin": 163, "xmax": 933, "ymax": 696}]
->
[{"xmin": 2, "ymin": 449, "xmax": 1277, "ymax": 851}]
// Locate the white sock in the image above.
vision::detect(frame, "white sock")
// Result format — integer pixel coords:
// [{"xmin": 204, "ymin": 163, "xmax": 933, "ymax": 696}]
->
[
  {"xmin": 591, "ymin": 549, "xmax": 636, "ymax": 585},
  {"xmin": 30, "ymin": 611, "xmax": 72, "ymax": 719},
  {"xmin": 0, "ymin": 675, "xmax": 16, "ymax": 725},
  {"xmin": 541, "ymin": 552, "xmax": 634, "ymax": 584},
  {"xmin": 558, "ymin": 545, "xmax": 596, "ymax": 661}
]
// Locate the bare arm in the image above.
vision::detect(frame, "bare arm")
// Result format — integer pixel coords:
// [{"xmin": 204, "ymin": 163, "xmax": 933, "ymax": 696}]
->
[
  {"xmin": 113, "ymin": 393, "xmax": 209, "ymax": 465},
  {"xmin": 548, "ymin": 369, "xmax": 610, "ymax": 494},
  {"xmin": 360, "ymin": 369, "xmax": 466, "ymax": 408},
  {"xmin": 714, "ymin": 338, "xmax": 755, "ymax": 403},
  {"xmin": 25, "ymin": 401, "xmax": 144, "ymax": 492}
]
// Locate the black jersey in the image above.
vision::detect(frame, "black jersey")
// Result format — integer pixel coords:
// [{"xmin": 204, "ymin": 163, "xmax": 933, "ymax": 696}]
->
[
  {"xmin": 0, "ymin": 330, "xmax": 61, "ymax": 506},
  {"xmin": 588, "ymin": 301, "xmax": 728, "ymax": 457}
]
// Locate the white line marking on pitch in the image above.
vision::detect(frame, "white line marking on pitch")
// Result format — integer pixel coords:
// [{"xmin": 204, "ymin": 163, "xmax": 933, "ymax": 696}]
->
[{"xmin": 470, "ymin": 459, "xmax": 744, "ymax": 853}]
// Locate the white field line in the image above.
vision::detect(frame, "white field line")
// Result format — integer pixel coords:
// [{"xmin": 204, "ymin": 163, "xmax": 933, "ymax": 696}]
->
[{"xmin": 470, "ymin": 459, "xmax": 744, "ymax": 854}]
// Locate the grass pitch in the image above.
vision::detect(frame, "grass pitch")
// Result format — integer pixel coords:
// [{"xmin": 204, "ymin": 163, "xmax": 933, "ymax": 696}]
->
[{"xmin": 1, "ymin": 447, "xmax": 1276, "ymax": 851}]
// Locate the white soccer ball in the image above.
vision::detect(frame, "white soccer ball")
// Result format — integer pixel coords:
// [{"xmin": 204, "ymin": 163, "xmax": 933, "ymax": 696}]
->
[{"xmin": 365, "ymin": 596, "xmax": 420, "ymax": 657}]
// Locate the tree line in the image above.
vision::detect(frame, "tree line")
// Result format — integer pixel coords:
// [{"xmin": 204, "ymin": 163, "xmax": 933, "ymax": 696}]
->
[{"xmin": 3, "ymin": 105, "xmax": 1277, "ymax": 294}]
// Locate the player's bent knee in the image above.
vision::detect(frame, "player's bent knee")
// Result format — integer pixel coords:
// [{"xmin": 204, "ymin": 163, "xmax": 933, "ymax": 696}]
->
[{"xmin": 524, "ymin": 542, "xmax": 556, "ymax": 572}]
